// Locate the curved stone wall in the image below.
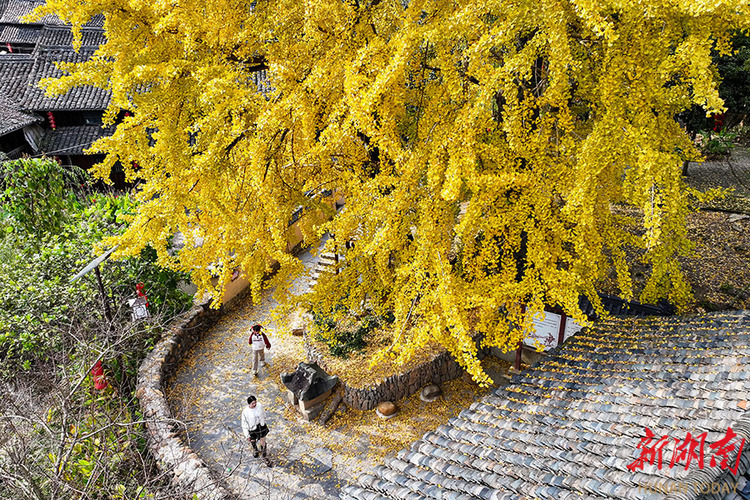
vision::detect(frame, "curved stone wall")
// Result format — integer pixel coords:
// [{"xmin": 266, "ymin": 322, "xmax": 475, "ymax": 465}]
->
[
  {"xmin": 137, "ymin": 300, "xmax": 233, "ymax": 500},
  {"xmin": 305, "ymin": 336, "xmax": 484, "ymax": 411}
]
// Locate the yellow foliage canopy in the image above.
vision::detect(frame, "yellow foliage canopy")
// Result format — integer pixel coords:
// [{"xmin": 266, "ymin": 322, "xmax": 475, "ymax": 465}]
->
[{"xmin": 31, "ymin": 0, "xmax": 749, "ymax": 382}]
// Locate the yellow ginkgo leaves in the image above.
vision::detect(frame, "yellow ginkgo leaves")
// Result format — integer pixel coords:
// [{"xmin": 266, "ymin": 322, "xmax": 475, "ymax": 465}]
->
[{"xmin": 29, "ymin": 0, "xmax": 749, "ymax": 382}]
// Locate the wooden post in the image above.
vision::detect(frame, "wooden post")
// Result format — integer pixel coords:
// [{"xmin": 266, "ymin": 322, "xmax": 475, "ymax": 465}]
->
[
  {"xmin": 515, "ymin": 304, "xmax": 526, "ymax": 370},
  {"xmin": 514, "ymin": 341, "xmax": 522, "ymax": 371},
  {"xmin": 557, "ymin": 312, "xmax": 567, "ymax": 346},
  {"xmin": 94, "ymin": 266, "xmax": 112, "ymax": 322}
]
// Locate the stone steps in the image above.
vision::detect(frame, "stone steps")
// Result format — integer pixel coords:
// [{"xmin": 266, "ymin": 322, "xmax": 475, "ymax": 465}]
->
[{"xmin": 307, "ymin": 252, "xmax": 340, "ymax": 290}]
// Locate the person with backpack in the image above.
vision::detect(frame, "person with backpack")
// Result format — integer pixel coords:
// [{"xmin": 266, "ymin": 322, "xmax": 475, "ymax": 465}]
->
[
  {"xmin": 248, "ymin": 324, "xmax": 271, "ymax": 377},
  {"xmin": 240, "ymin": 395, "xmax": 270, "ymax": 464}
]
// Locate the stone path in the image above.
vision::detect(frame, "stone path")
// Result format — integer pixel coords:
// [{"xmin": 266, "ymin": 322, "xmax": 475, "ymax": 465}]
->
[
  {"xmin": 685, "ymin": 147, "xmax": 750, "ymax": 212},
  {"xmin": 167, "ymin": 240, "xmax": 375, "ymax": 499},
  {"xmin": 163, "ymin": 147, "xmax": 750, "ymax": 500}
]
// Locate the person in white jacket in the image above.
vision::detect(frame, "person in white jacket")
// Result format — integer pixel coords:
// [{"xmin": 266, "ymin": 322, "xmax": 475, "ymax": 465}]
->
[{"xmin": 241, "ymin": 395, "xmax": 269, "ymax": 458}]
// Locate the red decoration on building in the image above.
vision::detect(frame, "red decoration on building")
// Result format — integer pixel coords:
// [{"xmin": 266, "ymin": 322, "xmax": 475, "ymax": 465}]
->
[
  {"xmin": 47, "ymin": 111, "xmax": 56, "ymax": 130},
  {"xmin": 6, "ymin": 43, "xmax": 12, "ymax": 53},
  {"xmin": 136, "ymin": 282, "xmax": 149, "ymax": 307},
  {"xmin": 90, "ymin": 360, "xmax": 108, "ymax": 390}
]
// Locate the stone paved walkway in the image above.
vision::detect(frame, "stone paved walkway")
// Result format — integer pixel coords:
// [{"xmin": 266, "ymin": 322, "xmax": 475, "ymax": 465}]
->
[{"xmin": 167, "ymin": 241, "xmax": 368, "ymax": 499}]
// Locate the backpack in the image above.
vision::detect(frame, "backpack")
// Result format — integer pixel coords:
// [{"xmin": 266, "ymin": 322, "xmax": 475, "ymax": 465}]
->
[{"xmin": 248, "ymin": 331, "xmax": 271, "ymax": 349}]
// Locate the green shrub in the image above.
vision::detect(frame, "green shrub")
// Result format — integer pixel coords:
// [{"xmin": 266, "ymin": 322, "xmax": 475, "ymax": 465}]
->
[
  {"xmin": 698, "ymin": 129, "xmax": 736, "ymax": 157},
  {"xmin": 312, "ymin": 308, "xmax": 395, "ymax": 358},
  {"xmin": 0, "ymin": 159, "xmax": 193, "ymax": 375},
  {"xmin": 0, "ymin": 159, "xmax": 187, "ymax": 499}
]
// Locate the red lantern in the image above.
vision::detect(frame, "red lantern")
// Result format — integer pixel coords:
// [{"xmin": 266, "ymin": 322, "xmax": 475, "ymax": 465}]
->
[
  {"xmin": 90, "ymin": 360, "xmax": 108, "ymax": 390},
  {"xmin": 135, "ymin": 283, "xmax": 149, "ymax": 307},
  {"xmin": 713, "ymin": 113, "xmax": 725, "ymax": 132},
  {"xmin": 47, "ymin": 111, "xmax": 56, "ymax": 130}
]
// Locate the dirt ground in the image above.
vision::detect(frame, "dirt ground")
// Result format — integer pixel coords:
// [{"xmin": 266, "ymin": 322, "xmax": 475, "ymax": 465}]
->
[
  {"xmin": 600, "ymin": 149, "xmax": 750, "ymax": 312},
  {"xmin": 681, "ymin": 149, "xmax": 750, "ymax": 311}
]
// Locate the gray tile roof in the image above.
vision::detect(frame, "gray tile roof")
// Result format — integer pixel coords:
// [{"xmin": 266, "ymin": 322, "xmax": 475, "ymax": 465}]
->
[
  {"xmin": 252, "ymin": 68, "xmax": 272, "ymax": 94},
  {"xmin": 37, "ymin": 123, "xmax": 113, "ymax": 155},
  {"xmin": 21, "ymin": 47, "xmax": 110, "ymax": 110},
  {"xmin": 0, "ymin": 53, "xmax": 33, "ymax": 96},
  {"xmin": 0, "ymin": 0, "xmax": 64, "ymax": 25},
  {"xmin": 81, "ymin": 13, "xmax": 103, "ymax": 28},
  {"xmin": 0, "ymin": 23, "xmax": 41, "ymax": 43},
  {"xmin": 37, "ymin": 26, "xmax": 104, "ymax": 48},
  {"xmin": 0, "ymin": 0, "xmax": 103, "ymax": 27},
  {"xmin": 0, "ymin": 24, "xmax": 109, "ymax": 112},
  {"xmin": 342, "ymin": 311, "xmax": 750, "ymax": 500},
  {"xmin": 0, "ymin": 93, "xmax": 40, "ymax": 134}
]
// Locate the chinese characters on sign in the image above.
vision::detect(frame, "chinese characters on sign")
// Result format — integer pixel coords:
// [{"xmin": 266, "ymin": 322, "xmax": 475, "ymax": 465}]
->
[
  {"xmin": 628, "ymin": 426, "xmax": 745, "ymax": 474},
  {"xmin": 524, "ymin": 311, "xmax": 561, "ymax": 350},
  {"xmin": 523, "ymin": 310, "xmax": 583, "ymax": 351}
]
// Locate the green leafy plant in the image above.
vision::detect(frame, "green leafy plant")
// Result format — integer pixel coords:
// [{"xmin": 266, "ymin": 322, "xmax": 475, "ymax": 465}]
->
[
  {"xmin": 0, "ymin": 158, "xmax": 86, "ymax": 239},
  {"xmin": 698, "ymin": 129, "xmax": 737, "ymax": 158},
  {"xmin": 312, "ymin": 308, "xmax": 395, "ymax": 358},
  {"xmin": 0, "ymin": 160, "xmax": 188, "ymax": 499},
  {"xmin": 0, "ymin": 159, "xmax": 193, "ymax": 375}
]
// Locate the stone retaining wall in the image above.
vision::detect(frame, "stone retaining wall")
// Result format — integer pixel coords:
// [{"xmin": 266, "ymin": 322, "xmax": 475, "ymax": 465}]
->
[
  {"xmin": 306, "ymin": 337, "xmax": 486, "ymax": 411},
  {"xmin": 137, "ymin": 300, "xmax": 233, "ymax": 500}
]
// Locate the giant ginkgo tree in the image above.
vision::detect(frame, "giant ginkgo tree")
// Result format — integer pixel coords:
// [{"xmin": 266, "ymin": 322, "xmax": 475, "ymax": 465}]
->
[{"xmin": 31, "ymin": 0, "xmax": 749, "ymax": 382}]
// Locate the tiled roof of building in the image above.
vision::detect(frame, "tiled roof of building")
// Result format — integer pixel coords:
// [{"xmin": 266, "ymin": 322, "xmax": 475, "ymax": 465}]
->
[
  {"xmin": 252, "ymin": 68, "xmax": 272, "ymax": 95},
  {"xmin": 342, "ymin": 311, "xmax": 750, "ymax": 500},
  {"xmin": 82, "ymin": 13, "xmax": 103, "ymax": 27},
  {"xmin": 38, "ymin": 26, "xmax": 105, "ymax": 48},
  {"xmin": 0, "ymin": 92, "xmax": 40, "ymax": 135},
  {"xmin": 0, "ymin": 23, "xmax": 41, "ymax": 43},
  {"xmin": 0, "ymin": 53, "xmax": 33, "ymax": 96},
  {"xmin": 0, "ymin": 0, "xmax": 64, "ymax": 25},
  {"xmin": 37, "ymin": 123, "xmax": 113, "ymax": 155},
  {"xmin": 583, "ymin": 294, "xmax": 674, "ymax": 319},
  {"xmin": 21, "ymin": 47, "xmax": 110, "ymax": 110},
  {"xmin": 0, "ymin": 0, "xmax": 103, "ymax": 27},
  {"xmin": 0, "ymin": 0, "xmax": 110, "ymax": 111}
]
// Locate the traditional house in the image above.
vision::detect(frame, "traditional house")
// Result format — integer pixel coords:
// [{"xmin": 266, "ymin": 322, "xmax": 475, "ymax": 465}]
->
[
  {"xmin": 0, "ymin": 0, "xmax": 117, "ymax": 179},
  {"xmin": 0, "ymin": 92, "xmax": 40, "ymax": 158},
  {"xmin": 26, "ymin": 28, "xmax": 113, "ymax": 171}
]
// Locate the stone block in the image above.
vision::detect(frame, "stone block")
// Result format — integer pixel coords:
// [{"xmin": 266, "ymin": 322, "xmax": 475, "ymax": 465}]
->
[
  {"xmin": 421, "ymin": 384, "xmax": 441, "ymax": 402},
  {"xmin": 299, "ymin": 387, "xmax": 333, "ymax": 411},
  {"xmin": 285, "ymin": 389, "xmax": 299, "ymax": 407},
  {"xmin": 299, "ymin": 402, "xmax": 325, "ymax": 421},
  {"xmin": 376, "ymin": 401, "xmax": 398, "ymax": 419}
]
